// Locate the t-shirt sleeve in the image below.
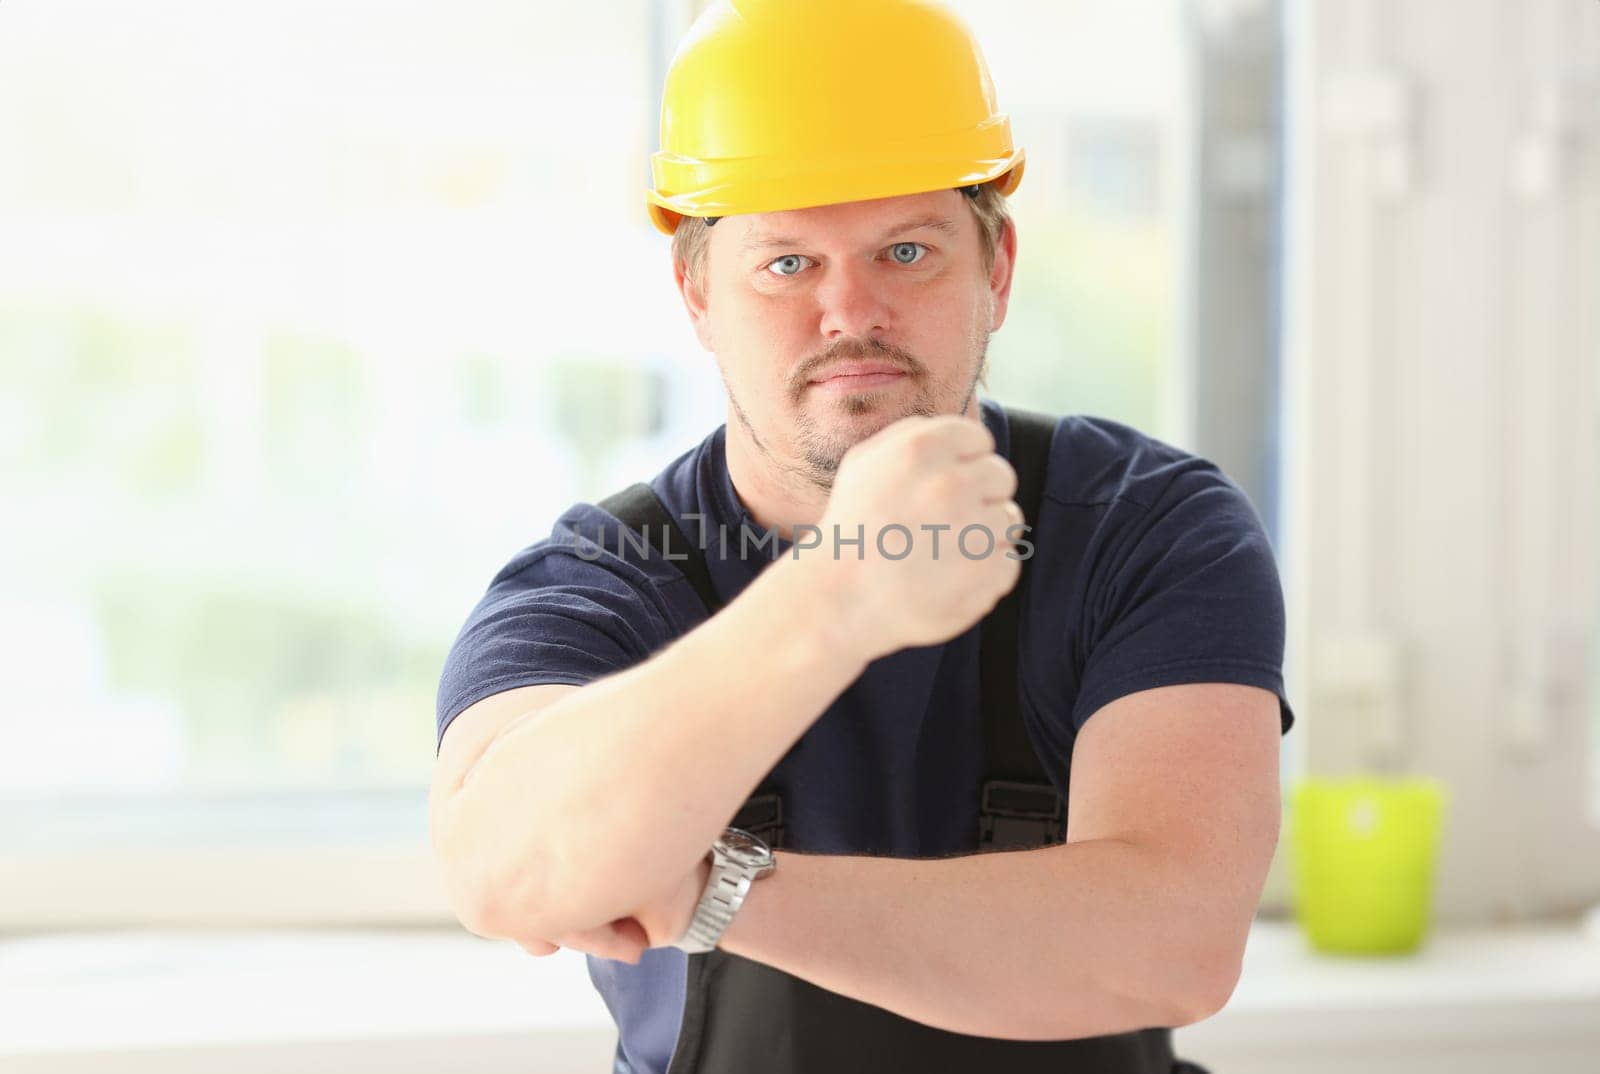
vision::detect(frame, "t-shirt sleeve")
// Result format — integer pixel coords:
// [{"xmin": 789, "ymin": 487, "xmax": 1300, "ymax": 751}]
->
[
  {"xmin": 1068, "ymin": 465, "xmax": 1295, "ymax": 736},
  {"xmin": 433, "ymin": 533, "xmax": 680, "ymax": 756}
]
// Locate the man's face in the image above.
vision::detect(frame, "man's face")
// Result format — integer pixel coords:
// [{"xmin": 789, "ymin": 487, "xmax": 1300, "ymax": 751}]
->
[{"xmin": 675, "ymin": 188, "xmax": 1016, "ymax": 491}]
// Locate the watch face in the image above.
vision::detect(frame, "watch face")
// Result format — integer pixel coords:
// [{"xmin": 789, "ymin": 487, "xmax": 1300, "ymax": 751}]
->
[{"xmin": 720, "ymin": 827, "xmax": 774, "ymax": 869}]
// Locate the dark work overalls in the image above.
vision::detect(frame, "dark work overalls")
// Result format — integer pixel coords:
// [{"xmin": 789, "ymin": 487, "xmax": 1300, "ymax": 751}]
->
[{"xmin": 598, "ymin": 407, "xmax": 1210, "ymax": 1074}]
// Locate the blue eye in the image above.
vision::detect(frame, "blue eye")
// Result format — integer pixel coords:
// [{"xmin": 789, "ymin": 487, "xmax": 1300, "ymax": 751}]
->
[
  {"xmin": 889, "ymin": 242, "xmax": 926, "ymax": 264},
  {"xmin": 766, "ymin": 254, "xmax": 812, "ymax": 277}
]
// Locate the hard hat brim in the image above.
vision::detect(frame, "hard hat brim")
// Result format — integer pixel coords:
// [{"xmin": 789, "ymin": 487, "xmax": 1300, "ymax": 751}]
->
[{"xmin": 646, "ymin": 152, "xmax": 1025, "ymax": 236}]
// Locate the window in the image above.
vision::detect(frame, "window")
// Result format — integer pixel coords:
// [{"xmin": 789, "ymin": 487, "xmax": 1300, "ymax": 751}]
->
[
  {"xmin": 955, "ymin": 1, "xmax": 1192, "ymax": 448},
  {"xmin": 0, "ymin": 0, "xmax": 698, "ymax": 923}
]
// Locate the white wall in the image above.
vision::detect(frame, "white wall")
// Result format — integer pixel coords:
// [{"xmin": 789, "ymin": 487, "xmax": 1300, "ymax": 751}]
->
[{"xmin": 1284, "ymin": 0, "xmax": 1600, "ymax": 923}]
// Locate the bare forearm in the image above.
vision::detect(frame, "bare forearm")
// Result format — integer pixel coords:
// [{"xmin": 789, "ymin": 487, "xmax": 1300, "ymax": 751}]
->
[
  {"xmin": 718, "ymin": 840, "xmax": 1233, "ymax": 1040},
  {"xmin": 446, "ymin": 556, "xmax": 867, "ymax": 938}
]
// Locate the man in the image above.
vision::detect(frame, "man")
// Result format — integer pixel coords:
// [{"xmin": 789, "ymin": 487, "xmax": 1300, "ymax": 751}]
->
[{"xmin": 430, "ymin": 2, "xmax": 1293, "ymax": 1072}]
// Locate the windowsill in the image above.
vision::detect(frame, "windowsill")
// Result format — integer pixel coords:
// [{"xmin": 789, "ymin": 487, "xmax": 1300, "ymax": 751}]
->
[
  {"xmin": 1176, "ymin": 912, "xmax": 1600, "ymax": 1070},
  {"xmin": 0, "ymin": 928, "xmax": 616, "ymax": 1067},
  {"xmin": 4, "ymin": 912, "xmax": 1600, "ymax": 1073}
]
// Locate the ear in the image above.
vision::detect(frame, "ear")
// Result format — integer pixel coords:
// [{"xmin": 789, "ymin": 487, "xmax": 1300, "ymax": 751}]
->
[
  {"xmin": 986, "ymin": 217, "xmax": 1018, "ymax": 332},
  {"xmin": 672, "ymin": 246, "xmax": 716, "ymax": 352}
]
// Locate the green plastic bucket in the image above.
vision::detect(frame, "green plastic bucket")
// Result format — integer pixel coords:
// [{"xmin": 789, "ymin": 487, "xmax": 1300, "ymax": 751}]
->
[{"xmin": 1287, "ymin": 776, "xmax": 1448, "ymax": 955}]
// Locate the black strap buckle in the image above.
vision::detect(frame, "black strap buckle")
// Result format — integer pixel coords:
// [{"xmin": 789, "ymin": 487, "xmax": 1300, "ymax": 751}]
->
[
  {"xmin": 731, "ymin": 791, "xmax": 785, "ymax": 849},
  {"xmin": 978, "ymin": 779, "xmax": 1065, "ymax": 849}
]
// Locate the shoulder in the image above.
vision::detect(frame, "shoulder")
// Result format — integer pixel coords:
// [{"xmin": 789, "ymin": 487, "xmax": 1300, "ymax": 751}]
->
[
  {"xmin": 996, "ymin": 409, "xmax": 1290, "ymax": 734},
  {"xmin": 1002, "ymin": 408, "xmax": 1280, "ymax": 671},
  {"xmin": 1042, "ymin": 412, "xmax": 1240, "ymax": 515},
  {"xmin": 982, "ymin": 400, "xmax": 1257, "ymax": 528},
  {"xmin": 979, "ymin": 399, "xmax": 1264, "ymax": 553},
  {"xmin": 478, "ymin": 502, "xmax": 707, "ymax": 637}
]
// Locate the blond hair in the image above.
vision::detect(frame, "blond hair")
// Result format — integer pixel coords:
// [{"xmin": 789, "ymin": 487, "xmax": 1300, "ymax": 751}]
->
[{"xmin": 672, "ymin": 182, "xmax": 1012, "ymax": 289}]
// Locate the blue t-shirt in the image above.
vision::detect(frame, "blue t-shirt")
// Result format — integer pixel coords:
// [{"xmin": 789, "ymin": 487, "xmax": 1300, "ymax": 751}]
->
[{"xmin": 435, "ymin": 396, "xmax": 1295, "ymax": 1074}]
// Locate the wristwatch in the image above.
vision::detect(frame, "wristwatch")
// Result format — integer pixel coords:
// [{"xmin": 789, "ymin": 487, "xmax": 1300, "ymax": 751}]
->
[{"xmin": 673, "ymin": 827, "xmax": 776, "ymax": 954}]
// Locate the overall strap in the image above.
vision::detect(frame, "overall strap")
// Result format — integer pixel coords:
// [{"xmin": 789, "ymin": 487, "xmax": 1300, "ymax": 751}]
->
[
  {"xmin": 595, "ymin": 482, "xmax": 786, "ymax": 847},
  {"xmin": 977, "ymin": 407, "xmax": 1068, "ymax": 849},
  {"xmin": 596, "ymin": 482, "xmax": 724, "ymax": 618}
]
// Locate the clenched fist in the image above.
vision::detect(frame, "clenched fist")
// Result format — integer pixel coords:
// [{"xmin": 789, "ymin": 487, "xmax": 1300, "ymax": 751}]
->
[
  {"xmin": 801, "ymin": 414, "xmax": 1025, "ymax": 662},
  {"xmin": 514, "ymin": 856, "xmax": 712, "ymax": 964}
]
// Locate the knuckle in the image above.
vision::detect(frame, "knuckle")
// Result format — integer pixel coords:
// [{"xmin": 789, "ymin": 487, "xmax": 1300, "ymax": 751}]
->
[
  {"xmin": 993, "ymin": 457, "xmax": 1019, "ymax": 496},
  {"xmin": 992, "ymin": 512, "xmax": 1017, "ymax": 547},
  {"xmin": 972, "ymin": 422, "xmax": 997, "ymax": 453},
  {"xmin": 969, "ymin": 455, "xmax": 1013, "ymax": 498}
]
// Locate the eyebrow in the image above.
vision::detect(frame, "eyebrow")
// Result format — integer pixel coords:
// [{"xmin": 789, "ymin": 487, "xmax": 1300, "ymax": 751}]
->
[{"xmin": 739, "ymin": 214, "xmax": 961, "ymax": 253}]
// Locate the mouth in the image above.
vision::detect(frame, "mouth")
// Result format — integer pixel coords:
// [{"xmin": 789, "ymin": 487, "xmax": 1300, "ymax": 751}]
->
[{"xmin": 806, "ymin": 361, "xmax": 911, "ymax": 392}]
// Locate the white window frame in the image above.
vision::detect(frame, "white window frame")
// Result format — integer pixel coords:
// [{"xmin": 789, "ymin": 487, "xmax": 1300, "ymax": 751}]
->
[{"xmin": 1181, "ymin": 0, "xmax": 1300, "ymax": 914}]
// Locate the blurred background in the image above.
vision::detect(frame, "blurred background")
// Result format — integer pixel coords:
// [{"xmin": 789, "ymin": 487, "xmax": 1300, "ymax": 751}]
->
[{"xmin": 1, "ymin": 0, "xmax": 1597, "ymax": 1071}]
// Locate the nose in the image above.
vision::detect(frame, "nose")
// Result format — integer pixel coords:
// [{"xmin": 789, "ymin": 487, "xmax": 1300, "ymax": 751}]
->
[{"xmin": 815, "ymin": 259, "xmax": 893, "ymax": 340}]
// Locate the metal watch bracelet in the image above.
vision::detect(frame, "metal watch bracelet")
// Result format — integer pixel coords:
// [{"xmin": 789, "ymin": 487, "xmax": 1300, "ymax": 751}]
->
[
  {"xmin": 674, "ymin": 828, "xmax": 775, "ymax": 954},
  {"xmin": 675, "ymin": 857, "xmax": 755, "ymax": 953}
]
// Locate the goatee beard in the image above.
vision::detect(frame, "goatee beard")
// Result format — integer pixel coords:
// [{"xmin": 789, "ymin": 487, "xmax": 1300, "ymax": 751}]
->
[
  {"xmin": 722, "ymin": 333, "xmax": 991, "ymax": 496},
  {"xmin": 791, "ymin": 341, "xmax": 990, "ymax": 492}
]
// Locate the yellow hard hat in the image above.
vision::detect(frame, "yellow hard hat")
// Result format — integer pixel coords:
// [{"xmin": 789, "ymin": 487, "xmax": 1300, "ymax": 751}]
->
[{"xmin": 646, "ymin": 0, "xmax": 1025, "ymax": 235}]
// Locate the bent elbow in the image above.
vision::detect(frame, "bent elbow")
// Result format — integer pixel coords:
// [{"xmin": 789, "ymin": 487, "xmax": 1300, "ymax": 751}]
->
[
  {"xmin": 432, "ymin": 803, "xmax": 563, "ymax": 941},
  {"xmin": 445, "ymin": 854, "xmax": 565, "ymax": 941},
  {"xmin": 1165, "ymin": 950, "xmax": 1242, "ymax": 1028}
]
